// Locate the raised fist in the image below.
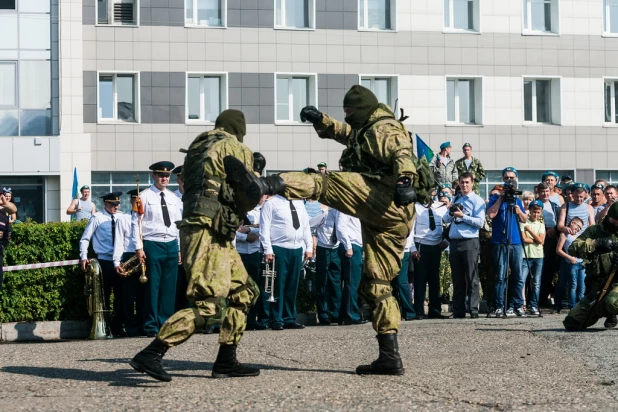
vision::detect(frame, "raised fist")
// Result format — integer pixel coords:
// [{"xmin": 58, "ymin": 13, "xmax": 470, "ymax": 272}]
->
[{"xmin": 300, "ymin": 106, "xmax": 323, "ymax": 124}]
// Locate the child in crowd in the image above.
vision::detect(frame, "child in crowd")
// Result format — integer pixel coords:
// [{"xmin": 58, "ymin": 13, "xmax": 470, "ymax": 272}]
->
[
  {"xmin": 520, "ymin": 200, "xmax": 545, "ymax": 316},
  {"xmin": 553, "ymin": 216, "xmax": 586, "ymax": 314}
]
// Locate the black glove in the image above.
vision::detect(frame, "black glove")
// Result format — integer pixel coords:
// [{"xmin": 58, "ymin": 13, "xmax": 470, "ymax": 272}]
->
[
  {"xmin": 300, "ymin": 106, "xmax": 323, "ymax": 124},
  {"xmin": 394, "ymin": 177, "xmax": 416, "ymax": 207},
  {"xmin": 597, "ymin": 236, "xmax": 618, "ymax": 252}
]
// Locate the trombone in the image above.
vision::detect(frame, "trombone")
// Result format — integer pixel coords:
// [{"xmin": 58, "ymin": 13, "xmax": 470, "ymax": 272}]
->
[{"xmin": 262, "ymin": 254, "xmax": 277, "ymax": 303}]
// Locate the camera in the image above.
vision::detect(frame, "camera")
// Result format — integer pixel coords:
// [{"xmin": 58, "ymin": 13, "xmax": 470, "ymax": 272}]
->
[
  {"xmin": 503, "ymin": 180, "xmax": 522, "ymax": 204},
  {"xmin": 449, "ymin": 203, "xmax": 463, "ymax": 216}
]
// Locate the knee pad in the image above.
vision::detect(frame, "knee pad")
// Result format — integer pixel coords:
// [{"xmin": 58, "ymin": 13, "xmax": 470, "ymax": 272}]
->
[
  {"xmin": 360, "ymin": 279, "xmax": 393, "ymax": 305},
  {"xmin": 228, "ymin": 278, "xmax": 260, "ymax": 312},
  {"xmin": 603, "ymin": 291, "xmax": 618, "ymax": 316}
]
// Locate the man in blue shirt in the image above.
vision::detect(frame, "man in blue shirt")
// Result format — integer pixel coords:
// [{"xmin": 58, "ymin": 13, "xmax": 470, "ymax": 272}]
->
[
  {"xmin": 443, "ymin": 173, "xmax": 486, "ymax": 318},
  {"xmin": 487, "ymin": 167, "xmax": 529, "ymax": 317}
]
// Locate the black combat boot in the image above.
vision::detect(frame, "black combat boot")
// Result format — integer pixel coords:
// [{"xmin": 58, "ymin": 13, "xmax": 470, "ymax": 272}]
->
[
  {"xmin": 604, "ymin": 315, "xmax": 617, "ymax": 329},
  {"xmin": 356, "ymin": 334, "xmax": 405, "ymax": 376},
  {"xmin": 129, "ymin": 338, "xmax": 172, "ymax": 382},
  {"xmin": 212, "ymin": 344, "xmax": 261, "ymax": 378},
  {"xmin": 223, "ymin": 156, "xmax": 285, "ymax": 200}
]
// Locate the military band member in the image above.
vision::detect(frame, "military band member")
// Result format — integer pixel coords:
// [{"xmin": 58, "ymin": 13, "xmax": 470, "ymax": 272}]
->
[
  {"xmin": 310, "ymin": 206, "xmax": 341, "ymax": 325},
  {"xmin": 335, "ymin": 212, "xmax": 367, "ymax": 324},
  {"xmin": 237, "ymin": 195, "xmax": 268, "ymax": 330},
  {"xmin": 80, "ymin": 192, "xmax": 128, "ymax": 336},
  {"xmin": 392, "ymin": 231, "xmax": 416, "ymax": 320},
  {"xmin": 133, "ymin": 162, "xmax": 183, "ymax": 337},
  {"xmin": 260, "ymin": 195, "xmax": 313, "ymax": 330},
  {"xmin": 171, "ymin": 166, "xmax": 189, "ymax": 312}
]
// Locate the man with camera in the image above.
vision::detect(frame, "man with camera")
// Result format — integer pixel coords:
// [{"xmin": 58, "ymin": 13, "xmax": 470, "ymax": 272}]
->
[
  {"xmin": 443, "ymin": 173, "xmax": 486, "ymax": 318},
  {"xmin": 486, "ymin": 167, "xmax": 528, "ymax": 317}
]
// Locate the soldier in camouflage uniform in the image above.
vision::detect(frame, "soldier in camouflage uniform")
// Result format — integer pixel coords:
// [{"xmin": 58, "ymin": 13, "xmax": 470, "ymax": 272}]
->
[
  {"xmin": 224, "ymin": 85, "xmax": 417, "ymax": 376},
  {"xmin": 454, "ymin": 143, "xmax": 486, "ymax": 195},
  {"xmin": 130, "ymin": 110, "xmax": 261, "ymax": 382},
  {"xmin": 478, "ymin": 216, "xmax": 495, "ymax": 314},
  {"xmin": 563, "ymin": 203, "xmax": 618, "ymax": 331}
]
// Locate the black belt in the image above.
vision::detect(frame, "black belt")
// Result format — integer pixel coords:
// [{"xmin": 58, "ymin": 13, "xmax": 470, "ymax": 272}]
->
[{"xmin": 450, "ymin": 237, "xmax": 477, "ymax": 242}]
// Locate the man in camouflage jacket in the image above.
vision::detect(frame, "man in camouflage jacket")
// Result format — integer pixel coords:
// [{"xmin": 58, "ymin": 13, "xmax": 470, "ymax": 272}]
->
[
  {"xmin": 224, "ymin": 85, "xmax": 417, "ymax": 376},
  {"xmin": 130, "ymin": 110, "xmax": 261, "ymax": 382},
  {"xmin": 454, "ymin": 143, "xmax": 486, "ymax": 195}
]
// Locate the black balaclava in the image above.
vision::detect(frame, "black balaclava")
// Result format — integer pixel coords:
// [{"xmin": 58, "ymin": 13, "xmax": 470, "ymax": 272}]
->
[
  {"xmin": 343, "ymin": 85, "xmax": 379, "ymax": 131},
  {"xmin": 214, "ymin": 109, "xmax": 246, "ymax": 142}
]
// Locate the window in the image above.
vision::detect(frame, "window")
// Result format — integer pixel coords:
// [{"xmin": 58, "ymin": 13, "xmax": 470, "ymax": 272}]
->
[
  {"xmin": 360, "ymin": 76, "xmax": 398, "ymax": 109},
  {"xmin": 97, "ymin": 72, "xmax": 139, "ymax": 123},
  {"xmin": 446, "ymin": 77, "xmax": 483, "ymax": 125},
  {"xmin": 275, "ymin": 74, "xmax": 317, "ymax": 123},
  {"xmin": 604, "ymin": 0, "xmax": 618, "ymax": 35},
  {"xmin": 0, "ymin": 176, "xmax": 45, "ymax": 223},
  {"xmin": 275, "ymin": 0, "xmax": 314, "ymax": 29},
  {"xmin": 91, "ymin": 172, "xmax": 178, "ymax": 215},
  {"xmin": 444, "ymin": 0, "xmax": 480, "ymax": 32},
  {"xmin": 604, "ymin": 79, "xmax": 618, "ymax": 125},
  {"xmin": 523, "ymin": 0, "xmax": 559, "ymax": 34},
  {"xmin": 480, "ymin": 170, "xmax": 573, "ymax": 200},
  {"xmin": 358, "ymin": 0, "xmax": 395, "ymax": 31},
  {"xmin": 0, "ymin": 61, "xmax": 52, "ymax": 137},
  {"xmin": 0, "ymin": 0, "xmax": 15, "ymax": 10},
  {"xmin": 186, "ymin": 73, "xmax": 227, "ymax": 123},
  {"xmin": 97, "ymin": 0, "xmax": 138, "ymax": 25},
  {"xmin": 523, "ymin": 78, "xmax": 561, "ymax": 125},
  {"xmin": 185, "ymin": 0, "xmax": 226, "ymax": 27}
]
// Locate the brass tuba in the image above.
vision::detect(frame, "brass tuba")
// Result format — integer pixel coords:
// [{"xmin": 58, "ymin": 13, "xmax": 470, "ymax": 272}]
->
[
  {"xmin": 118, "ymin": 254, "xmax": 148, "ymax": 284},
  {"xmin": 262, "ymin": 255, "xmax": 277, "ymax": 303},
  {"xmin": 84, "ymin": 259, "xmax": 113, "ymax": 339}
]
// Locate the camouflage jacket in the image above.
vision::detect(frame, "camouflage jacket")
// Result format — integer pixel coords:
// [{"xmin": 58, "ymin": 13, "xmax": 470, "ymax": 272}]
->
[
  {"xmin": 455, "ymin": 157, "xmax": 485, "ymax": 193},
  {"xmin": 314, "ymin": 104, "xmax": 417, "ymax": 183},
  {"xmin": 179, "ymin": 128, "xmax": 256, "ymax": 238},
  {"xmin": 429, "ymin": 155, "xmax": 458, "ymax": 186},
  {"xmin": 568, "ymin": 224, "xmax": 617, "ymax": 283}
]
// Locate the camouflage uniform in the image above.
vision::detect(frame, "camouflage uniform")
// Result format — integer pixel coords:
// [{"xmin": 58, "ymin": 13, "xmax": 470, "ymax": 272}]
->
[
  {"xmin": 478, "ymin": 216, "xmax": 495, "ymax": 309},
  {"xmin": 438, "ymin": 249, "xmax": 452, "ymax": 300},
  {"xmin": 563, "ymin": 223, "xmax": 618, "ymax": 330},
  {"xmin": 429, "ymin": 155, "xmax": 458, "ymax": 187},
  {"xmin": 157, "ymin": 128, "xmax": 260, "ymax": 347},
  {"xmin": 454, "ymin": 157, "xmax": 486, "ymax": 195},
  {"xmin": 278, "ymin": 105, "xmax": 417, "ymax": 334}
]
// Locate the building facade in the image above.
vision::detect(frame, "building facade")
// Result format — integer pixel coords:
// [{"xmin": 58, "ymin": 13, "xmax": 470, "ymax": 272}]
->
[{"xmin": 3, "ymin": 0, "xmax": 618, "ymax": 220}]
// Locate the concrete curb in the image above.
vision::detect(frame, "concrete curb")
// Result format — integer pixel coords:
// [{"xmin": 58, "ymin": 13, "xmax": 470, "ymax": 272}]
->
[{"xmin": 0, "ymin": 321, "xmax": 90, "ymax": 342}]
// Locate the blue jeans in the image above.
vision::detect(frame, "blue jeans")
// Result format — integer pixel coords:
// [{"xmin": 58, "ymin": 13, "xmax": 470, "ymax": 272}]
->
[
  {"xmin": 493, "ymin": 244, "xmax": 524, "ymax": 310},
  {"xmin": 522, "ymin": 258, "xmax": 543, "ymax": 309},
  {"xmin": 555, "ymin": 260, "xmax": 586, "ymax": 309}
]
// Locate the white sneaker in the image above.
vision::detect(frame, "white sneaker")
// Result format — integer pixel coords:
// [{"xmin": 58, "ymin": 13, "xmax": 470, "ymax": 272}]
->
[
  {"xmin": 493, "ymin": 308, "xmax": 504, "ymax": 317},
  {"xmin": 530, "ymin": 307, "xmax": 540, "ymax": 316},
  {"xmin": 516, "ymin": 308, "xmax": 527, "ymax": 317},
  {"xmin": 505, "ymin": 308, "xmax": 515, "ymax": 317}
]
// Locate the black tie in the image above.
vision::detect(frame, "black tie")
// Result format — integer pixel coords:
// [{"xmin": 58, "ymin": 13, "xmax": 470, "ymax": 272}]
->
[
  {"xmin": 160, "ymin": 192, "xmax": 171, "ymax": 227},
  {"xmin": 330, "ymin": 213, "xmax": 337, "ymax": 244},
  {"xmin": 289, "ymin": 200, "xmax": 300, "ymax": 230},
  {"xmin": 428, "ymin": 208, "xmax": 436, "ymax": 231},
  {"xmin": 111, "ymin": 214, "xmax": 116, "ymax": 246}
]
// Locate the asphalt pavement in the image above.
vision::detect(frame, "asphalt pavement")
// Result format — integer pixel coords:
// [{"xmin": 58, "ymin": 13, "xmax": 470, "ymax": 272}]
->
[{"xmin": 0, "ymin": 314, "xmax": 617, "ymax": 411}]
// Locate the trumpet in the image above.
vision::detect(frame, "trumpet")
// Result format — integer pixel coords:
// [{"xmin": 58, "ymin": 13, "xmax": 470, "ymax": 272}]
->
[
  {"xmin": 118, "ymin": 254, "xmax": 148, "ymax": 284},
  {"xmin": 262, "ymin": 255, "xmax": 277, "ymax": 303}
]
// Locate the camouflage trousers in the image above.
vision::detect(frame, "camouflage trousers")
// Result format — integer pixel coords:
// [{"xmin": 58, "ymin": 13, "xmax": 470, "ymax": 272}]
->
[
  {"xmin": 439, "ymin": 251, "xmax": 452, "ymax": 298},
  {"xmin": 563, "ymin": 282, "xmax": 618, "ymax": 331},
  {"xmin": 281, "ymin": 171, "xmax": 414, "ymax": 334},
  {"xmin": 158, "ymin": 226, "xmax": 259, "ymax": 346}
]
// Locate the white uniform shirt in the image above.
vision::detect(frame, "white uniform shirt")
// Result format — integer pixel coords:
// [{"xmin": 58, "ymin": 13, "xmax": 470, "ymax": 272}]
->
[
  {"xmin": 410, "ymin": 202, "xmax": 449, "ymax": 252},
  {"xmin": 309, "ymin": 208, "xmax": 340, "ymax": 249},
  {"xmin": 259, "ymin": 195, "xmax": 312, "ymax": 255},
  {"xmin": 236, "ymin": 205, "xmax": 261, "ymax": 255},
  {"xmin": 132, "ymin": 185, "xmax": 182, "ymax": 249},
  {"xmin": 404, "ymin": 230, "xmax": 415, "ymax": 253},
  {"xmin": 336, "ymin": 213, "xmax": 362, "ymax": 251},
  {"xmin": 80, "ymin": 210, "xmax": 130, "ymax": 266},
  {"xmin": 174, "ymin": 189, "xmax": 182, "ymax": 199}
]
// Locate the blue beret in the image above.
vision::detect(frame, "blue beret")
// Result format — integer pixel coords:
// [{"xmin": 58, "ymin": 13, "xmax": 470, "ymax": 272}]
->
[
  {"xmin": 440, "ymin": 142, "xmax": 451, "ymax": 150},
  {"xmin": 502, "ymin": 167, "xmax": 518, "ymax": 177},
  {"xmin": 541, "ymin": 171, "xmax": 559, "ymax": 181},
  {"xmin": 529, "ymin": 200, "xmax": 544, "ymax": 209}
]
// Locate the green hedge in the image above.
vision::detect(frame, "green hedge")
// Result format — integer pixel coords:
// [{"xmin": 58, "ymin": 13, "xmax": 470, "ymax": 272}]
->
[
  {"xmin": 0, "ymin": 221, "xmax": 88, "ymax": 323},
  {"xmin": 0, "ymin": 220, "xmax": 317, "ymax": 323}
]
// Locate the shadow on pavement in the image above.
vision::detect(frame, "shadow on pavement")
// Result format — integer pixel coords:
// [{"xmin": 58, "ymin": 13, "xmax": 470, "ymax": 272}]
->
[{"xmin": 2, "ymin": 359, "xmax": 353, "ymax": 386}]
